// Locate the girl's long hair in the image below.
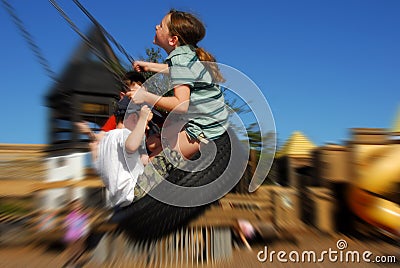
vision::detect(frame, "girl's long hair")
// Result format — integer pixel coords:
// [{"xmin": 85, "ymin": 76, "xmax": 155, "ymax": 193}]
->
[{"xmin": 168, "ymin": 10, "xmax": 225, "ymax": 83}]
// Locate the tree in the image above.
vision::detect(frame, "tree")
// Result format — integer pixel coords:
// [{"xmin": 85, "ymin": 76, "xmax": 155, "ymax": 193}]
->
[{"xmin": 138, "ymin": 47, "xmax": 170, "ymax": 96}]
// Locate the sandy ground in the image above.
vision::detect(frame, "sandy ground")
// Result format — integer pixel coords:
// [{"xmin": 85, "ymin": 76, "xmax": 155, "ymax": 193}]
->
[{"xmin": 0, "ymin": 229, "xmax": 398, "ymax": 268}]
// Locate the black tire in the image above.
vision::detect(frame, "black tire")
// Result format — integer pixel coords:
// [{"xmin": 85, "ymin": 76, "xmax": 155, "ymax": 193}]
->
[{"xmin": 111, "ymin": 130, "xmax": 247, "ymax": 241}]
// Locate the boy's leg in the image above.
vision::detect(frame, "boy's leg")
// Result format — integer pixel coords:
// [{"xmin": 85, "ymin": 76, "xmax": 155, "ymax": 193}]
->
[
  {"xmin": 133, "ymin": 121, "xmax": 200, "ymax": 200},
  {"xmin": 134, "ymin": 146, "xmax": 184, "ymax": 199},
  {"xmin": 147, "ymin": 134, "xmax": 161, "ymax": 153},
  {"xmin": 147, "ymin": 134, "xmax": 163, "ymax": 159}
]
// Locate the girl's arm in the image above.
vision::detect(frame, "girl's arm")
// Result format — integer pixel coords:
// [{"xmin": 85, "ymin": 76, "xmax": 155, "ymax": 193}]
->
[
  {"xmin": 133, "ymin": 61, "xmax": 169, "ymax": 74},
  {"xmin": 127, "ymin": 85, "xmax": 190, "ymax": 114}
]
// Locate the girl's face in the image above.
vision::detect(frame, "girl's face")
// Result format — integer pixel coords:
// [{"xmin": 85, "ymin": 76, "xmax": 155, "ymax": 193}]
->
[{"xmin": 154, "ymin": 14, "xmax": 176, "ymax": 53}]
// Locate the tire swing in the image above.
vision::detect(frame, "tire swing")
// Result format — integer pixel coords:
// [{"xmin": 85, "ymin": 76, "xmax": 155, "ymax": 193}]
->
[{"xmin": 110, "ymin": 128, "xmax": 248, "ymax": 241}]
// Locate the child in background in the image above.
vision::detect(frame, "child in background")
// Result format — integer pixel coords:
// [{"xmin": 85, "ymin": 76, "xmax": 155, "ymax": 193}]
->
[{"xmin": 62, "ymin": 199, "xmax": 90, "ymax": 267}]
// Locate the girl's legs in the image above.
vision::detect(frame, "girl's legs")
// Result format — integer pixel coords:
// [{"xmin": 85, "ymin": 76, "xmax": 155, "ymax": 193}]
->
[
  {"xmin": 136, "ymin": 122, "xmax": 200, "ymax": 195},
  {"xmin": 149, "ymin": 121, "xmax": 200, "ymax": 160},
  {"xmin": 168, "ymin": 129, "xmax": 200, "ymax": 160}
]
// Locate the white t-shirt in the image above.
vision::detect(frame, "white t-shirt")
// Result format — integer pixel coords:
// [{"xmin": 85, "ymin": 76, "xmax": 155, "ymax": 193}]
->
[{"xmin": 94, "ymin": 128, "xmax": 144, "ymax": 207}]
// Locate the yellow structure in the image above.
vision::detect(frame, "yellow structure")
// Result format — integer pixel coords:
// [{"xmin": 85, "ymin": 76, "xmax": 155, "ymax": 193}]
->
[
  {"xmin": 390, "ymin": 105, "xmax": 400, "ymax": 134},
  {"xmin": 276, "ymin": 131, "xmax": 316, "ymax": 158},
  {"xmin": 275, "ymin": 131, "xmax": 316, "ymax": 188},
  {"xmin": 277, "ymin": 123, "xmax": 400, "ymax": 238},
  {"xmin": 347, "ymin": 128, "xmax": 400, "ymax": 238}
]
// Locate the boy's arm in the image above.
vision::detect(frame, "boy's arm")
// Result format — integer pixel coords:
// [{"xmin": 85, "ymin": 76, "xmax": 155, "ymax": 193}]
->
[
  {"xmin": 89, "ymin": 140, "xmax": 99, "ymax": 163},
  {"xmin": 125, "ymin": 106, "xmax": 153, "ymax": 153},
  {"xmin": 75, "ymin": 121, "xmax": 105, "ymax": 163},
  {"xmin": 75, "ymin": 121, "xmax": 105, "ymax": 142}
]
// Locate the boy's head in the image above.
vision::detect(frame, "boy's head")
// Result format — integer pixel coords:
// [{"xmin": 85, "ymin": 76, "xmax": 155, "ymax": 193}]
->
[
  {"xmin": 120, "ymin": 71, "xmax": 146, "ymax": 93},
  {"xmin": 114, "ymin": 96, "xmax": 141, "ymax": 127}
]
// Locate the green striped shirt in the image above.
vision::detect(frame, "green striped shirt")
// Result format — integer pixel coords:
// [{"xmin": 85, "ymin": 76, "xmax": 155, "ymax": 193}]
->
[{"xmin": 165, "ymin": 45, "xmax": 229, "ymax": 140}]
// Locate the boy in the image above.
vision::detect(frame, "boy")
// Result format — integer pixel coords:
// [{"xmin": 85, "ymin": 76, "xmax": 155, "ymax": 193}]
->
[
  {"xmin": 76, "ymin": 71, "xmax": 146, "ymax": 142},
  {"xmin": 92, "ymin": 97, "xmax": 153, "ymax": 207},
  {"xmin": 101, "ymin": 71, "xmax": 147, "ymax": 132},
  {"xmin": 76, "ymin": 71, "xmax": 163, "ymax": 156}
]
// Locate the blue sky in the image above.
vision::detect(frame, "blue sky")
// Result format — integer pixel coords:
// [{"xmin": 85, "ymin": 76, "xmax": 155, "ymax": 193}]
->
[{"xmin": 1, "ymin": 0, "xmax": 399, "ymax": 146}]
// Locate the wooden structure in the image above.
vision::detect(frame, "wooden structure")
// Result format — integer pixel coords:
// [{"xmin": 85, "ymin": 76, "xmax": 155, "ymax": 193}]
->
[
  {"xmin": 45, "ymin": 26, "xmax": 123, "ymax": 155},
  {"xmin": 313, "ymin": 143, "xmax": 351, "ymax": 185}
]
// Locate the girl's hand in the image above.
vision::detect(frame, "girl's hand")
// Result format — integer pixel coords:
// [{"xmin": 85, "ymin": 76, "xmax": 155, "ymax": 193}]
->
[
  {"xmin": 133, "ymin": 61, "xmax": 169, "ymax": 74},
  {"xmin": 126, "ymin": 87, "xmax": 147, "ymax": 104},
  {"xmin": 133, "ymin": 61, "xmax": 149, "ymax": 72}
]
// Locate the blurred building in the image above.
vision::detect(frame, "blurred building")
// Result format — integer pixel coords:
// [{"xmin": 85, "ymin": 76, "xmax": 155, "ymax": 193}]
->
[
  {"xmin": 41, "ymin": 26, "xmax": 121, "ymax": 209},
  {"xmin": 270, "ymin": 108, "xmax": 400, "ymax": 237}
]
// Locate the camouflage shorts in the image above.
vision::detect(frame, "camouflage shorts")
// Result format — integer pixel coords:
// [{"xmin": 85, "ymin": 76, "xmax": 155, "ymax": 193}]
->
[{"xmin": 133, "ymin": 147, "xmax": 183, "ymax": 200}]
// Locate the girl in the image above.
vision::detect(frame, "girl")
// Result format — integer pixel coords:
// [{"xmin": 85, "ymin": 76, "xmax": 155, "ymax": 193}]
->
[{"xmin": 130, "ymin": 9, "xmax": 229, "ymax": 160}]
